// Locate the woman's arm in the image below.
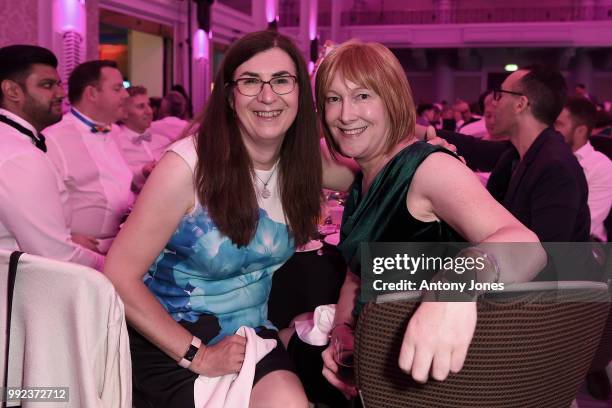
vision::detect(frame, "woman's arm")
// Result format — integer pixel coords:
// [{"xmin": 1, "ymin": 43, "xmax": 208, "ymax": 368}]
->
[
  {"xmin": 321, "ymin": 270, "xmax": 360, "ymax": 398},
  {"xmin": 399, "ymin": 152, "xmax": 546, "ymax": 383},
  {"xmin": 408, "ymin": 151, "xmax": 546, "ymax": 282},
  {"xmin": 321, "ymin": 138, "xmax": 358, "ymax": 192},
  {"xmin": 104, "ymin": 152, "xmax": 246, "ymax": 376},
  {"xmin": 320, "ymin": 129, "xmax": 460, "ymax": 192}
]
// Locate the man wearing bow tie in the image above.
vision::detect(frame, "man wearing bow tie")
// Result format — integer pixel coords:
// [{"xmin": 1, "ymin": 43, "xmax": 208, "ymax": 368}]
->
[
  {"xmin": 113, "ymin": 86, "xmax": 168, "ymax": 193},
  {"xmin": 44, "ymin": 60, "xmax": 133, "ymax": 254},
  {"xmin": 0, "ymin": 45, "xmax": 104, "ymax": 270}
]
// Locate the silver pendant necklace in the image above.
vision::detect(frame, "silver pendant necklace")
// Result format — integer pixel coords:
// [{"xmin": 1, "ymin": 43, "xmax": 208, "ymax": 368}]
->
[{"xmin": 254, "ymin": 161, "xmax": 279, "ymax": 199}]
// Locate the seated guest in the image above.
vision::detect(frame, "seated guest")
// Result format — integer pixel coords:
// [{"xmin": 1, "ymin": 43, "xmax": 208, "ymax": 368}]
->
[
  {"xmin": 171, "ymin": 83, "xmax": 194, "ymax": 120},
  {"xmin": 149, "ymin": 96, "xmax": 162, "ymax": 120},
  {"xmin": 104, "ymin": 30, "xmax": 322, "ymax": 407},
  {"xmin": 149, "ymin": 90, "xmax": 189, "ymax": 144},
  {"xmin": 45, "ymin": 60, "xmax": 133, "ymax": 254},
  {"xmin": 454, "ymin": 99, "xmax": 480, "ymax": 130},
  {"xmin": 415, "ymin": 103, "xmax": 438, "ymax": 127},
  {"xmin": 439, "ymin": 66, "xmax": 591, "ymax": 245},
  {"xmin": 554, "ymin": 97, "xmax": 612, "ymax": 241},
  {"xmin": 114, "ymin": 86, "xmax": 169, "ymax": 193},
  {"xmin": 0, "ymin": 45, "xmax": 103, "ymax": 270},
  {"xmin": 460, "ymin": 92, "xmax": 493, "ymax": 139},
  {"xmin": 313, "ymin": 40, "xmax": 544, "ymax": 397},
  {"xmin": 592, "ymin": 109, "xmax": 612, "ymax": 137}
]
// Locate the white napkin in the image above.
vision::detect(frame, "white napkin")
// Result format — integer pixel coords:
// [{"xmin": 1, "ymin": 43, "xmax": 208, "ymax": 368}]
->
[
  {"xmin": 294, "ymin": 304, "xmax": 337, "ymax": 346},
  {"xmin": 194, "ymin": 326, "xmax": 277, "ymax": 408}
]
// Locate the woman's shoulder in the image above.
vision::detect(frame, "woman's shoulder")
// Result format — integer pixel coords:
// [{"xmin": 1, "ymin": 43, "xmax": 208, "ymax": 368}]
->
[{"xmin": 167, "ymin": 135, "xmax": 198, "ymax": 173}]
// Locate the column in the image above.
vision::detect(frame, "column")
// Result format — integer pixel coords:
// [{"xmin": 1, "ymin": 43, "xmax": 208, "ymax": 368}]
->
[
  {"xmin": 435, "ymin": 51, "xmax": 453, "ymax": 103},
  {"xmin": 299, "ymin": 0, "xmax": 318, "ymax": 70},
  {"xmin": 191, "ymin": 4, "xmax": 211, "ymax": 112},
  {"xmin": 573, "ymin": 49, "xmax": 593, "ymax": 92},
  {"xmin": 52, "ymin": 0, "xmax": 87, "ymax": 89},
  {"xmin": 330, "ymin": 0, "xmax": 342, "ymax": 43}
]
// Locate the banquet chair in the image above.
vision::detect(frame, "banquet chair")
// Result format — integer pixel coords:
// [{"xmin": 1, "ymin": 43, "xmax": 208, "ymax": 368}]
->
[
  {"xmin": 590, "ymin": 135, "xmax": 612, "ymax": 160},
  {"xmin": 0, "ymin": 250, "xmax": 132, "ymax": 408},
  {"xmin": 354, "ymin": 281, "xmax": 610, "ymax": 408}
]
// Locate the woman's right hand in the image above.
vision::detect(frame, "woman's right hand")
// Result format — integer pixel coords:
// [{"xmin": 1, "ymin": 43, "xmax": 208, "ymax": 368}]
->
[
  {"xmin": 321, "ymin": 325, "xmax": 358, "ymax": 399},
  {"xmin": 191, "ymin": 334, "xmax": 247, "ymax": 377}
]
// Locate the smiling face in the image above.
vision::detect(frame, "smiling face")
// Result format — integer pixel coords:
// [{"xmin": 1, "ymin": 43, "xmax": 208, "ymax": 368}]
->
[
  {"xmin": 323, "ymin": 74, "xmax": 390, "ymax": 161},
  {"xmin": 124, "ymin": 93, "xmax": 153, "ymax": 133},
  {"xmin": 230, "ymin": 47, "xmax": 299, "ymax": 148}
]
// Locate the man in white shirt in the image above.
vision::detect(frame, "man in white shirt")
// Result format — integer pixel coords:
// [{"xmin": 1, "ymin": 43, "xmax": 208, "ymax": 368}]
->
[
  {"xmin": 45, "ymin": 60, "xmax": 132, "ymax": 254},
  {"xmin": 0, "ymin": 45, "xmax": 103, "ymax": 270},
  {"xmin": 555, "ymin": 96, "xmax": 612, "ymax": 241},
  {"xmin": 114, "ymin": 86, "xmax": 174, "ymax": 192},
  {"xmin": 150, "ymin": 90, "xmax": 189, "ymax": 144}
]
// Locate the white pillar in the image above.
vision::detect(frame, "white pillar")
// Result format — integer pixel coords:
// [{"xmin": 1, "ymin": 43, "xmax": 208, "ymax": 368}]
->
[
  {"xmin": 330, "ymin": 0, "xmax": 342, "ymax": 43},
  {"xmin": 254, "ymin": 0, "xmax": 279, "ymax": 30},
  {"xmin": 189, "ymin": 0, "xmax": 213, "ymax": 114},
  {"xmin": 435, "ymin": 51, "xmax": 453, "ymax": 103},
  {"xmin": 299, "ymin": 0, "xmax": 317, "ymax": 59},
  {"xmin": 52, "ymin": 0, "xmax": 87, "ymax": 93},
  {"xmin": 573, "ymin": 49, "xmax": 593, "ymax": 91}
]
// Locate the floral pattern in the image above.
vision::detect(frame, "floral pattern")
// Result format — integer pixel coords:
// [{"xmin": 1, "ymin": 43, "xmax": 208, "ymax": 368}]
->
[{"xmin": 144, "ymin": 205, "xmax": 294, "ymax": 344}]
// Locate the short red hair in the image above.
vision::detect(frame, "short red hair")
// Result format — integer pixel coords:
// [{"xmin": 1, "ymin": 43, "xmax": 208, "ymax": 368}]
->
[{"xmin": 315, "ymin": 40, "xmax": 416, "ymax": 155}]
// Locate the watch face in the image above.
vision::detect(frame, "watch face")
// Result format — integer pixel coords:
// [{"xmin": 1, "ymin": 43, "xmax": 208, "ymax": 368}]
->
[{"xmin": 184, "ymin": 343, "xmax": 200, "ymax": 362}]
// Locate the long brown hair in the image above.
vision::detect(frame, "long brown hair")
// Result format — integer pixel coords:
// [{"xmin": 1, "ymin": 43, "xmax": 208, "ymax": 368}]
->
[{"xmin": 194, "ymin": 30, "xmax": 321, "ymax": 247}]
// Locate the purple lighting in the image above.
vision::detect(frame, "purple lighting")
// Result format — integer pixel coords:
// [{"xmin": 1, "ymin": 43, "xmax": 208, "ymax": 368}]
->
[
  {"xmin": 266, "ymin": 0, "xmax": 277, "ymax": 23},
  {"xmin": 194, "ymin": 29, "xmax": 209, "ymax": 61},
  {"xmin": 54, "ymin": 0, "xmax": 85, "ymax": 32}
]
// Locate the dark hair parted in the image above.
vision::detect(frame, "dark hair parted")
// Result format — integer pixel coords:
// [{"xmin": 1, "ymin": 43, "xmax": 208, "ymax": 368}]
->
[
  {"xmin": 194, "ymin": 30, "xmax": 321, "ymax": 247},
  {"xmin": 315, "ymin": 40, "xmax": 416, "ymax": 157},
  {"xmin": 0, "ymin": 44, "xmax": 58, "ymax": 104},
  {"xmin": 565, "ymin": 96, "xmax": 597, "ymax": 135},
  {"xmin": 518, "ymin": 65, "xmax": 567, "ymax": 126},
  {"xmin": 68, "ymin": 60, "xmax": 118, "ymax": 104}
]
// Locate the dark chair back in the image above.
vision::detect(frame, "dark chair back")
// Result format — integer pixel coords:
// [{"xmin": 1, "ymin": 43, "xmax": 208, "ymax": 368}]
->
[
  {"xmin": 590, "ymin": 135, "xmax": 612, "ymax": 160},
  {"xmin": 355, "ymin": 282, "xmax": 610, "ymax": 408}
]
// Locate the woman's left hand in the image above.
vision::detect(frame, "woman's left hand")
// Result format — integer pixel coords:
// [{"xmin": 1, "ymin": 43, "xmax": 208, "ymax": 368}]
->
[{"xmin": 398, "ymin": 301, "xmax": 476, "ymax": 383}]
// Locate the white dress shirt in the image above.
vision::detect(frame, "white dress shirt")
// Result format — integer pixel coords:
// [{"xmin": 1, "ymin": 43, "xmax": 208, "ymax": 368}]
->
[
  {"xmin": 574, "ymin": 141, "xmax": 612, "ymax": 241},
  {"xmin": 0, "ymin": 108, "xmax": 104, "ymax": 270},
  {"xmin": 112, "ymin": 125, "xmax": 175, "ymax": 192},
  {"xmin": 45, "ymin": 109, "xmax": 134, "ymax": 254},
  {"xmin": 459, "ymin": 118, "xmax": 489, "ymax": 139},
  {"xmin": 150, "ymin": 116, "xmax": 189, "ymax": 145}
]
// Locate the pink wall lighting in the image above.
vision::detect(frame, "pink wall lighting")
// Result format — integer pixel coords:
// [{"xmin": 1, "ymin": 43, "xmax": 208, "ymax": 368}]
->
[
  {"xmin": 54, "ymin": 0, "xmax": 86, "ymax": 32},
  {"xmin": 266, "ymin": 0, "xmax": 278, "ymax": 23},
  {"xmin": 194, "ymin": 29, "xmax": 210, "ymax": 61}
]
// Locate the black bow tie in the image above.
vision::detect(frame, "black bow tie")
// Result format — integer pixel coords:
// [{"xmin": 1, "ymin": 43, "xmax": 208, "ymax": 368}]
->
[{"xmin": 0, "ymin": 114, "xmax": 47, "ymax": 152}]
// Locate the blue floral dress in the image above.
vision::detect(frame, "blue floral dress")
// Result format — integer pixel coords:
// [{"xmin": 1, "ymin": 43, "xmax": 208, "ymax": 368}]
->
[{"xmin": 143, "ymin": 137, "xmax": 294, "ymax": 345}]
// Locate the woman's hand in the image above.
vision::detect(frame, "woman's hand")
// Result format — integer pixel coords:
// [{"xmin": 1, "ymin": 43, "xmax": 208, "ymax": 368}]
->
[
  {"xmin": 398, "ymin": 301, "xmax": 476, "ymax": 383},
  {"xmin": 321, "ymin": 325, "xmax": 358, "ymax": 399},
  {"xmin": 191, "ymin": 334, "xmax": 247, "ymax": 377}
]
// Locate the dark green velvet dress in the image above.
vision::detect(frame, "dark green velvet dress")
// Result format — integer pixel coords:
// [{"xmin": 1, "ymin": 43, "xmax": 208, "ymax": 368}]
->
[{"xmin": 337, "ymin": 141, "xmax": 462, "ymax": 283}]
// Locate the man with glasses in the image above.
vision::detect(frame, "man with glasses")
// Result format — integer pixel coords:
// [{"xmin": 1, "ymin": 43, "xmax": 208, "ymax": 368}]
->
[{"xmin": 439, "ymin": 66, "xmax": 591, "ymax": 247}]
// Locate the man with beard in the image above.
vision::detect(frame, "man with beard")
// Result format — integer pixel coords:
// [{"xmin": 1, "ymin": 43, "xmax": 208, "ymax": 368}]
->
[
  {"xmin": 0, "ymin": 45, "xmax": 103, "ymax": 270},
  {"xmin": 45, "ymin": 60, "xmax": 132, "ymax": 254}
]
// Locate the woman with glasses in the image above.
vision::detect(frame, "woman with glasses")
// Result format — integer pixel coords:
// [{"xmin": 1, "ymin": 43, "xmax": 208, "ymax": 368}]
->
[
  {"xmin": 313, "ymin": 40, "xmax": 545, "ymax": 398},
  {"xmin": 104, "ymin": 30, "xmax": 318, "ymax": 407}
]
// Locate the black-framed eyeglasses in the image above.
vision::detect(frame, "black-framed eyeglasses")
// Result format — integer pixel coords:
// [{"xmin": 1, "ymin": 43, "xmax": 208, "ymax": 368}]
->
[
  {"xmin": 493, "ymin": 88, "xmax": 524, "ymax": 101},
  {"xmin": 231, "ymin": 75, "xmax": 297, "ymax": 96}
]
